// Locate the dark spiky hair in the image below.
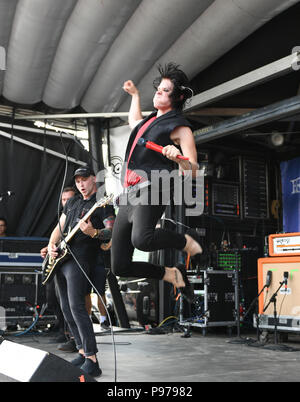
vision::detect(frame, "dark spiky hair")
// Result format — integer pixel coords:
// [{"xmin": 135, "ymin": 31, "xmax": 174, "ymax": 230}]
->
[{"xmin": 153, "ymin": 62, "xmax": 192, "ymax": 111}]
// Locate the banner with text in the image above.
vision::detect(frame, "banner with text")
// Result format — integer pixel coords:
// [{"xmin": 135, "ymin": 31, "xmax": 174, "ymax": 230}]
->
[{"xmin": 280, "ymin": 156, "xmax": 300, "ymax": 232}]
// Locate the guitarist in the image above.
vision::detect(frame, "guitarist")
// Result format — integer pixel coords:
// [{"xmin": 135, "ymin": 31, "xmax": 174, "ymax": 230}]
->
[{"xmin": 47, "ymin": 166, "xmax": 114, "ymax": 378}]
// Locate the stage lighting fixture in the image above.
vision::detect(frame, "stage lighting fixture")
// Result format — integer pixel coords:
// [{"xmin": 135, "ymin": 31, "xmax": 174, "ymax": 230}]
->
[{"xmin": 270, "ymin": 132, "xmax": 284, "ymax": 147}]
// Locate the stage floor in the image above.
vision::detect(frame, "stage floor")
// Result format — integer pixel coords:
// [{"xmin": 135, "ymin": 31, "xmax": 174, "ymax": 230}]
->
[{"xmin": 1, "ymin": 324, "xmax": 300, "ymax": 383}]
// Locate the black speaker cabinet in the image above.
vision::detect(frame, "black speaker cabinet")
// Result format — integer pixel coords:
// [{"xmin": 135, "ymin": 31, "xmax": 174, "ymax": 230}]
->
[
  {"xmin": 120, "ymin": 277, "xmax": 159, "ymax": 326},
  {"xmin": 0, "ymin": 266, "xmax": 55, "ymax": 327},
  {"xmin": 0, "ymin": 340, "xmax": 96, "ymax": 382}
]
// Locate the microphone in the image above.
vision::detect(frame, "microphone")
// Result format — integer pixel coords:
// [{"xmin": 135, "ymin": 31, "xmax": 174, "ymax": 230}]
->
[
  {"xmin": 137, "ymin": 138, "xmax": 189, "ymax": 160},
  {"xmin": 265, "ymin": 270, "xmax": 272, "ymax": 289}
]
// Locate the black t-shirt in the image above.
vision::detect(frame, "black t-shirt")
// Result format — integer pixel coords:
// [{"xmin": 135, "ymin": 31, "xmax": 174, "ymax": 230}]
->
[{"xmin": 62, "ymin": 192, "xmax": 114, "ymax": 261}]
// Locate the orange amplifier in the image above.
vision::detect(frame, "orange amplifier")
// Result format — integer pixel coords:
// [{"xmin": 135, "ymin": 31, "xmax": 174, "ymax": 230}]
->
[
  {"xmin": 268, "ymin": 232, "xmax": 300, "ymax": 257},
  {"xmin": 257, "ymin": 256, "xmax": 300, "ymax": 316}
]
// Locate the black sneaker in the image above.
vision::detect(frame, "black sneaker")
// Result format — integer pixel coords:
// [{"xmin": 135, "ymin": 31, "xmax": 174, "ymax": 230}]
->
[
  {"xmin": 57, "ymin": 338, "xmax": 77, "ymax": 352},
  {"xmin": 80, "ymin": 358, "xmax": 102, "ymax": 377},
  {"xmin": 101, "ymin": 319, "xmax": 110, "ymax": 330},
  {"xmin": 70, "ymin": 353, "xmax": 85, "ymax": 367}
]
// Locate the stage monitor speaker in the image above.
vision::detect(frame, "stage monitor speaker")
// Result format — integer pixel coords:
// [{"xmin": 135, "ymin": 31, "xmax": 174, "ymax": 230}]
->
[
  {"xmin": 258, "ymin": 257, "xmax": 300, "ymax": 316},
  {"xmin": 0, "ymin": 340, "xmax": 96, "ymax": 382}
]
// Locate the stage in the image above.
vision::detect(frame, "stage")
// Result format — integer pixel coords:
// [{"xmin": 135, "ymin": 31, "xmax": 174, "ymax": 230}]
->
[{"xmin": 1, "ymin": 324, "xmax": 300, "ymax": 383}]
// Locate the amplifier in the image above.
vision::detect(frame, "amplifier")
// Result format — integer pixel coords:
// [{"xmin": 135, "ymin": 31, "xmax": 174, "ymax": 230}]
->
[
  {"xmin": 120, "ymin": 277, "xmax": 159, "ymax": 326},
  {"xmin": 211, "ymin": 183, "xmax": 240, "ymax": 218},
  {"xmin": 257, "ymin": 256, "xmax": 300, "ymax": 317},
  {"xmin": 0, "ymin": 252, "xmax": 43, "ymax": 267},
  {"xmin": 242, "ymin": 158, "xmax": 269, "ymax": 219},
  {"xmin": 255, "ymin": 314, "xmax": 300, "ymax": 333},
  {"xmin": 0, "ymin": 237, "xmax": 48, "ymax": 253},
  {"xmin": 0, "ymin": 266, "xmax": 55, "ymax": 329},
  {"xmin": 0, "ymin": 247, "xmax": 55, "ymax": 330},
  {"xmin": 268, "ymin": 232, "xmax": 300, "ymax": 257}
]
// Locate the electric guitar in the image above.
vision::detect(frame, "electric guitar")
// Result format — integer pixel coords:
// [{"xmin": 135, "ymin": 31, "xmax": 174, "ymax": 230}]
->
[{"xmin": 41, "ymin": 193, "xmax": 113, "ymax": 285}]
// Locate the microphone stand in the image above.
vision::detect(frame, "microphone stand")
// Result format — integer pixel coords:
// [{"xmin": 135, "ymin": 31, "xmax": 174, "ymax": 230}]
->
[
  {"xmin": 227, "ymin": 252, "xmax": 250, "ymax": 345},
  {"xmin": 229, "ymin": 262, "xmax": 267, "ymax": 345},
  {"xmin": 235, "ymin": 254, "xmax": 240, "ymax": 338},
  {"xmin": 262, "ymin": 280, "xmax": 297, "ymax": 351},
  {"xmin": 263, "ymin": 281, "xmax": 284, "ymax": 346},
  {"xmin": 242, "ymin": 284, "xmax": 266, "ymax": 343}
]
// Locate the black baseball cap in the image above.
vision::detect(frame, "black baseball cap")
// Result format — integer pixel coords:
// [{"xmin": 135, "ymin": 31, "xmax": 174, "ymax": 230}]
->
[{"xmin": 73, "ymin": 166, "xmax": 95, "ymax": 178}]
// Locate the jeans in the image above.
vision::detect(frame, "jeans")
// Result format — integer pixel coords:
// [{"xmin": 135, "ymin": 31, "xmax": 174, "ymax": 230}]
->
[
  {"xmin": 111, "ymin": 193, "xmax": 186, "ymax": 279},
  {"xmin": 55, "ymin": 258, "xmax": 97, "ymax": 357}
]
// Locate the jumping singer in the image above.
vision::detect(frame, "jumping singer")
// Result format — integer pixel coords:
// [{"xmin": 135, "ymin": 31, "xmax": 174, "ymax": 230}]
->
[{"xmin": 111, "ymin": 62, "xmax": 202, "ymax": 301}]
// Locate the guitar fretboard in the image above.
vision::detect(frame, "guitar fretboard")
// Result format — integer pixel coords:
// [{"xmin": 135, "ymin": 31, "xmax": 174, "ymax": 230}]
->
[{"xmin": 63, "ymin": 194, "xmax": 113, "ymax": 244}]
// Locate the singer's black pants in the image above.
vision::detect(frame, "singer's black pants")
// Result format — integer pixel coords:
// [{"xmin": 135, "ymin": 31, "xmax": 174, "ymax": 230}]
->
[{"xmin": 111, "ymin": 190, "xmax": 186, "ymax": 279}]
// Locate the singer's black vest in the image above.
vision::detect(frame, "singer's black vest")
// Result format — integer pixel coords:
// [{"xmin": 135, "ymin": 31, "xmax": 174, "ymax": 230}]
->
[{"xmin": 122, "ymin": 110, "xmax": 193, "ymax": 185}]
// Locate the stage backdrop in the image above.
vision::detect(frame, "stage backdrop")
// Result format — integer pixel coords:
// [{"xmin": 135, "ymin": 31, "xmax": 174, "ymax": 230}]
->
[
  {"xmin": 0, "ymin": 121, "xmax": 91, "ymax": 237},
  {"xmin": 280, "ymin": 156, "xmax": 300, "ymax": 232}
]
